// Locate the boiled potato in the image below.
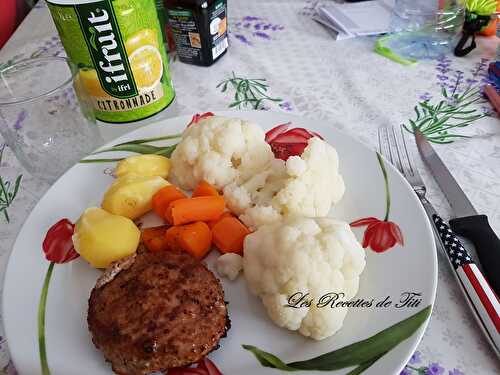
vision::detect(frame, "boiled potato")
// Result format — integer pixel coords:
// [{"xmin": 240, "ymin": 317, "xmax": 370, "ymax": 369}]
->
[
  {"xmin": 102, "ymin": 174, "xmax": 169, "ymax": 219},
  {"xmin": 73, "ymin": 207, "xmax": 140, "ymax": 268},
  {"xmin": 115, "ymin": 154, "xmax": 171, "ymax": 179}
]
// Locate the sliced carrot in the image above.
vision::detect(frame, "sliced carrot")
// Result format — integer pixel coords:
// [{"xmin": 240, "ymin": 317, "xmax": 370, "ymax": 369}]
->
[
  {"xmin": 145, "ymin": 236, "xmax": 169, "ymax": 252},
  {"xmin": 164, "ymin": 226, "xmax": 183, "ymax": 252},
  {"xmin": 141, "ymin": 225, "xmax": 169, "ymax": 242},
  {"xmin": 165, "ymin": 196, "xmax": 225, "ymax": 226},
  {"xmin": 141, "ymin": 225, "xmax": 169, "ymax": 252},
  {"xmin": 212, "ymin": 216, "xmax": 251, "ymax": 254},
  {"xmin": 192, "ymin": 180, "xmax": 219, "ymax": 197},
  {"xmin": 152, "ymin": 185, "xmax": 187, "ymax": 218},
  {"xmin": 207, "ymin": 211, "xmax": 234, "ymax": 229},
  {"xmin": 165, "ymin": 222, "xmax": 212, "ymax": 259}
]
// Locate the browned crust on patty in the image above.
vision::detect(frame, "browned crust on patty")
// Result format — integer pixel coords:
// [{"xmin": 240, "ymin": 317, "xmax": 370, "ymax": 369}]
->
[{"xmin": 88, "ymin": 250, "xmax": 229, "ymax": 375}]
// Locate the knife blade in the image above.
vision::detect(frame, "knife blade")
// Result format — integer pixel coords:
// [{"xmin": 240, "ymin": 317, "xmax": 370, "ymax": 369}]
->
[
  {"xmin": 414, "ymin": 131, "xmax": 477, "ymax": 218},
  {"xmin": 415, "ymin": 129, "xmax": 500, "ymax": 296}
]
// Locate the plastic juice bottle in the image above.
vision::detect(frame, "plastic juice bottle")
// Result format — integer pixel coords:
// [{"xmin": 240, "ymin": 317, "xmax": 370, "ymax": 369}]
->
[
  {"xmin": 47, "ymin": 0, "xmax": 175, "ymax": 124},
  {"xmin": 165, "ymin": 0, "xmax": 228, "ymax": 66}
]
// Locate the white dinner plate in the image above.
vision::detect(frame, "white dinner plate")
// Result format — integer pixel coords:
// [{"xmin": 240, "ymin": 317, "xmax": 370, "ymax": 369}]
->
[{"xmin": 3, "ymin": 111, "xmax": 437, "ymax": 375}]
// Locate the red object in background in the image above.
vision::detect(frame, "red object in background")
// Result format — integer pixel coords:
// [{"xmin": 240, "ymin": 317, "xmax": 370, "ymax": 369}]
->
[
  {"xmin": 484, "ymin": 84, "xmax": 500, "ymax": 114},
  {"xmin": 265, "ymin": 123, "xmax": 323, "ymax": 161},
  {"xmin": 187, "ymin": 112, "xmax": 215, "ymax": 127},
  {"xmin": 42, "ymin": 219, "xmax": 79, "ymax": 264},
  {"xmin": 350, "ymin": 217, "xmax": 404, "ymax": 253},
  {"xmin": 0, "ymin": 0, "xmax": 17, "ymax": 49},
  {"xmin": 479, "ymin": 3, "xmax": 500, "ymax": 36},
  {"xmin": 168, "ymin": 358, "xmax": 223, "ymax": 375},
  {"xmin": 166, "ymin": 24, "xmax": 176, "ymax": 52}
]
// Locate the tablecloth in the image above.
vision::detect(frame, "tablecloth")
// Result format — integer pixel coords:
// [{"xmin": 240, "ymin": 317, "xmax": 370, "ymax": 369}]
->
[{"xmin": 0, "ymin": 1, "xmax": 499, "ymax": 374}]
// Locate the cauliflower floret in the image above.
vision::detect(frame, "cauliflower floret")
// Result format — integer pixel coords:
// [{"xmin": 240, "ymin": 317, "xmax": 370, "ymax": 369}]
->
[
  {"xmin": 272, "ymin": 137, "xmax": 345, "ymax": 217},
  {"xmin": 239, "ymin": 206, "xmax": 282, "ymax": 230},
  {"xmin": 216, "ymin": 253, "xmax": 244, "ymax": 280},
  {"xmin": 224, "ymin": 136, "xmax": 345, "ymax": 224},
  {"xmin": 243, "ymin": 216, "xmax": 366, "ymax": 340},
  {"xmin": 170, "ymin": 116, "xmax": 275, "ymax": 190},
  {"xmin": 223, "ymin": 158, "xmax": 286, "ymax": 216}
]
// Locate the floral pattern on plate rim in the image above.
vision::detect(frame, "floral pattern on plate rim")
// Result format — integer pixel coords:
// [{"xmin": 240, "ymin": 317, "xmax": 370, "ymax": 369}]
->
[{"xmin": 350, "ymin": 153, "xmax": 404, "ymax": 253}]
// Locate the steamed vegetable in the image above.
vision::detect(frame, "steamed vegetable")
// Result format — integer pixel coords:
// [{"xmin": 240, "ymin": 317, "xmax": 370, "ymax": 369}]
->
[
  {"xmin": 170, "ymin": 116, "xmax": 275, "ymax": 190},
  {"xmin": 141, "ymin": 225, "xmax": 169, "ymax": 252},
  {"xmin": 244, "ymin": 216, "xmax": 366, "ymax": 340},
  {"xmin": 224, "ymin": 137, "xmax": 345, "ymax": 227},
  {"xmin": 102, "ymin": 175, "xmax": 169, "ymax": 219},
  {"xmin": 216, "ymin": 253, "xmax": 244, "ymax": 280},
  {"xmin": 192, "ymin": 180, "xmax": 219, "ymax": 197},
  {"xmin": 212, "ymin": 216, "xmax": 250, "ymax": 254},
  {"xmin": 207, "ymin": 211, "xmax": 234, "ymax": 229},
  {"xmin": 152, "ymin": 185, "xmax": 187, "ymax": 218},
  {"xmin": 169, "ymin": 116, "xmax": 345, "ymax": 231},
  {"xmin": 165, "ymin": 221, "xmax": 212, "ymax": 259},
  {"xmin": 72, "ymin": 207, "xmax": 140, "ymax": 268},
  {"xmin": 165, "ymin": 196, "xmax": 225, "ymax": 226},
  {"xmin": 114, "ymin": 154, "xmax": 171, "ymax": 179}
]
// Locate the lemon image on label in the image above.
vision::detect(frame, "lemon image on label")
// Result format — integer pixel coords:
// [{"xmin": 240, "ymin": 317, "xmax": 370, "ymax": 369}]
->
[
  {"xmin": 47, "ymin": 0, "xmax": 175, "ymax": 123},
  {"xmin": 78, "ymin": 68, "xmax": 108, "ymax": 98},
  {"xmin": 125, "ymin": 28, "xmax": 159, "ymax": 54},
  {"xmin": 128, "ymin": 44, "xmax": 163, "ymax": 92}
]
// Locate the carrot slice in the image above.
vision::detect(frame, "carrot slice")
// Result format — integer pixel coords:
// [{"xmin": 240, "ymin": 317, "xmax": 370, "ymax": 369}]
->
[
  {"xmin": 141, "ymin": 225, "xmax": 169, "ymax": 252},
  {"xmin": 212, "ymin": 216, "xmax": 251, "ymax": 254},
  {"xmin": 165, "ymin": 196, "xmax": 225, "ymax": 226},
  {"xmin": 192, "ymin": 180, "xmax": 219, "ymax": 197},
  {"xmin": 145, "ymin": 236, "xmax": 170, "ymax": 252},
  {"xmin": 207, "ymin": 211, "xmax": 234, "ymax": 229},
  {"xmin": 152, "ymin": 185, "xmax": 187, "ymax": 218},
  {"xmin": 165, "ymin": 222, "xmax": 212, "ymax": 259},
  {"xmin": 141, "ymin": 225, "xmax": 169, "ymax": 242}
]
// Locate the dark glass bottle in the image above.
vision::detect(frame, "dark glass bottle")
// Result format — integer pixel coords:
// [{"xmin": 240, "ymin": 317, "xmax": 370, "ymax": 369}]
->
[{"xmin": 165, "ymin": 0, "xmax": 228, "ymax": 66}]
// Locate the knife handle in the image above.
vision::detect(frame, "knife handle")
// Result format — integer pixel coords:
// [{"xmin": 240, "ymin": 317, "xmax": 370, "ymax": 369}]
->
[
  {"xmin": 432, "ymin": 215, "xmax": 500, "ymax": 356},
  {"xmin": 450, "ymin": 215, "xmax": 500, "ymax": 296}
]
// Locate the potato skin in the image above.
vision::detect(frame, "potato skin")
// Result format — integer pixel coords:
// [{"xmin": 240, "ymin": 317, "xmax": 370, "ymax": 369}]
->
[
  {"xmin": 115, "ymin": 154, "xmax": 171, "ymax": 179},
  {"xmin": 73, "ymin": 207, "xmax": 140, "ymax": 268},
  {"xmin": 102, "ymin": 175, "xmax": 169, "ymax": 220}
]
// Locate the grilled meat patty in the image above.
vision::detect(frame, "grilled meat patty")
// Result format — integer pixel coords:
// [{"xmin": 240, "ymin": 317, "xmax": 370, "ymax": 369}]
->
[{"xmin": 88, "ymin": 250, "xmax": 229, "ymax": 375}]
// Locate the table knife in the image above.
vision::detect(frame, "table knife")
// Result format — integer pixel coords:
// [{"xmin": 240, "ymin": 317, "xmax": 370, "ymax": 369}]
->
[{"xmin": 415, "ymin": 130, "xmax": 500, "ymax": 296}]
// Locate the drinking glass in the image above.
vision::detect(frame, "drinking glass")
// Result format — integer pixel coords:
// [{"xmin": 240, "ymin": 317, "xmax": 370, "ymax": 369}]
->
[{"xmin": 0, "ymin": 57, "xmax": 103, "ymax": 182}]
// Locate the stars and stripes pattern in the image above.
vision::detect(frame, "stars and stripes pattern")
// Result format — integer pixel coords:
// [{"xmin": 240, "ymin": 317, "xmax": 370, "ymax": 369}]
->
[
  {"xmin": 433, "ymin": 215, "xmax": 473, "ymax": 269},
  {"xmin": 432, "ymin": 215, "xmax": 500, "ymax": 348}
]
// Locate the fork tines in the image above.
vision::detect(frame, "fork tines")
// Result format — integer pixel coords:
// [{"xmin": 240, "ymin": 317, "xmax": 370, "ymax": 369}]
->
[{"xmin": 378, "ymin": 125, "xmax": 424, "ymax": 188}]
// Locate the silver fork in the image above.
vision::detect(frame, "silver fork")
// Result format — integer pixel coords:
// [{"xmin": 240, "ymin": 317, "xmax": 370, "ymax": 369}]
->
[
  {"xmin": 378, "ymin": 126, "xmax": 430, "ymax": 211},
  {"xmin": 378, "ymin": 125, "xmax": 443, "ymax": 250},
  {"xmin": 378, "ymin": 125, "xmax": 500, "ymax": 357}
]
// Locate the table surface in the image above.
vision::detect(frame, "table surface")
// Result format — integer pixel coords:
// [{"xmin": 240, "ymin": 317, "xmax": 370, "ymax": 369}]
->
[{"xmin": 0, "ymin": 1, "xmax": 499, "ymax": 374}]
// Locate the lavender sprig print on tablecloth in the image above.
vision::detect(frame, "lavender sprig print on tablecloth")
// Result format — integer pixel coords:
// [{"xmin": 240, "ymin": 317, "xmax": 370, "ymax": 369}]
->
[
  {"xmin": 12, "ymin": 110, "xmax": 27, "ymax": 131},
  {"xmin": 230, "ymin": 16, "xmax": 284, "ymax": 46},
  {"xmin": 0, "ymin": 36, "xmax": 65, "ymax": 73},
  {"xmin": 217, "ymin": 72, "xmax": 283, "ymax": 110},
  {"xmin": 31, "ymin": 36, "xmax": 64, "ymax": 59},
  {"xmin": 406, "ymin": 57, "xmax": 494, "ymax": 143},
  {"xmin": 0, "ymin": 145, "xmax": 23, "ymax": 223},
  {"xmin": 401, "ymin": 351, "xmax": 465, "ymax": 375},
  {"xmin": 279, "ymin": 101, "xmax": 293, "ymax": 112},
  {"xmin": 47, "ymin": 87, "xmax": 79, "ymax": 113}
]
